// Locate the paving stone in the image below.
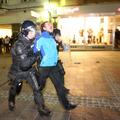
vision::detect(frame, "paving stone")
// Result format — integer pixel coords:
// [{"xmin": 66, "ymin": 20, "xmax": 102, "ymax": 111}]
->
[{"xmin": 0, "ymin": 52, "xmax": 120, "ymax": 120}]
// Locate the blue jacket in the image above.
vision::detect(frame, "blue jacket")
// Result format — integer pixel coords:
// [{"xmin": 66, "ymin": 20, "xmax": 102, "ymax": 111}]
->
[
  {"xmin": 34, "ymin": 31, "xmax": 58, "ymax": 67},
  {"xmin": 33, "ymin": 32, "xmax": 41, "ymax": 53}
]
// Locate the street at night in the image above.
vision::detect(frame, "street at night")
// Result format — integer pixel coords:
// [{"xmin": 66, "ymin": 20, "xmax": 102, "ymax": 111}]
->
[{"xmin": 0, "ymin": 51, "xmax": 120, "ymax": 120}]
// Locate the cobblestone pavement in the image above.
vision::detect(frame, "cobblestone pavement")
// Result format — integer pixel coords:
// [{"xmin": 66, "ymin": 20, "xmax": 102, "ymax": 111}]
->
[{"xmin": 0, "ymin": 51, "xmax": 120, "ymax": 120}]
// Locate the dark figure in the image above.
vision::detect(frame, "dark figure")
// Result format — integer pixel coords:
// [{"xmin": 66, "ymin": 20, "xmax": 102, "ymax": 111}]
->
[
  {"xmin": 53, "ymin": 26, "xmax": 65, "ymax": 85},
  {"xmin": 34, "ymin": 21, "xmax": 77, "ymax": 110},
  {"xmin": 53, "ymin": 23, "xmax": 62, "ymax": 51},
  {"xmin": 4, "ymin": 35, "xmax": 10, "ymax": 53},
  {"xmin": 53, "ymin": 28, "xmax": 70, "ymax": 103},
  {"xmin": 8, "ymin": 20, "xmax": 51, "ymax": 116},
  {"xmin": 0, "ymin": 38, "xmax": 2, "ymax": 54},
  {"xmin": 115, "ymin": 29, "xmax": 120, "ymax": 48},
  {"xmin": 53, "ymin": 25, "xmax": 70, "ymax": 93}
]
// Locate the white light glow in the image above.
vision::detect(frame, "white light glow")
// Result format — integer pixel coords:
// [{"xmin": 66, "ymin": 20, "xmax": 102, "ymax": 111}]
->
[
  {"xmin": 59, "ymin": 16, "xmax": 101, "ymax": 43},
  {"xmin": 44, "ymin": 3, "xmax": 57, "ymax": 12},
  {"xmin": 31, "ymin": 11, "xmax": 40, "ymax": 18},
  {"xmin": 0, "ymin": 29, "xmax": 12, "ymax": 38},
  {"xmin": 85, "ymin": 16, "xmax": 100, "ymax": 37},
  {"xmin": 117, "ymin": 8, "xmax": 120, "ymax": 12},
  {"xmin": 104, "ymin": 17, "xmax": 108, "ymax": 43},
  {"xmin": 59, "ymin": 16, "xmax": 110, "ymax": 44},
  {"xmin": 41, "ymin": 11, "xmax": 49, "ymax": 21}
]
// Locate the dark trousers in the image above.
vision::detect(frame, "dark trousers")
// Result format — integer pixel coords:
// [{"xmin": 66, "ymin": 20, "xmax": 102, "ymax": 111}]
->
[
  {"xmin": 57, "ymin": 59, "xmax": 65, "ymax": 85},
  {"xmin": 8, "ymin": 67, "xmax": 44, "ymax": 110},
  {"xmin": 5, "ymin": 44, "xmax": 9, "ymax": 53},
  {"xmin": 0, "ymin": 45, "xmax": 2, "ymax": 54},
  {"xmin": 38, "ymin": 66, "xmax": 70, "ymax": 108}
]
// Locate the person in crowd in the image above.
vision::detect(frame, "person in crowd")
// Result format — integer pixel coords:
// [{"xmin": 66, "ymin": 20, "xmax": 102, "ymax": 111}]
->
[
  {"xmin": 53, "ymin": 22, "xmax": 62, "ymax": 51},
  {"xmin": 115, "ymin": 28, "xmax": 120, "ymax": 48},
  {"xmin": 0, "ymin": 37, "xmax": 3, "ymax": 54},
  {"xmin": 34, "ymin": 21, "xmax": 77, "ymax": 110},
  {"xmin": 4, "ymin": 35, "xmax": 10, "ymax": 53},
  {"xmin": 8, "ymin": 20, "xmax": 51, "ymax": 116}
]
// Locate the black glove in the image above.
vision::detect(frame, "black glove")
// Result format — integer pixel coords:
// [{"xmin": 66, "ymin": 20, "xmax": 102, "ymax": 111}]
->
[{"xmin": 27, "ymin": 48, "xmax": 34, "ymax": 57}]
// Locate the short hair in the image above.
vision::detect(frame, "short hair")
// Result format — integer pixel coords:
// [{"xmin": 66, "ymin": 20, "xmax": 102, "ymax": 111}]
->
[
  {"xmin": 40, "ymin": 21, "xmax": 48, "ymax": 32},
  {"xmin": 53, "ymin": 28, "xmax": 61, "ymax": 36}
]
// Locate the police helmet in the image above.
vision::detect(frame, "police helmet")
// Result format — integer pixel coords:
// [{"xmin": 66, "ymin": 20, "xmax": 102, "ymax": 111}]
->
[{"xmin": 21, "ymin": 20, "xmax": 36, "ymax": 36}]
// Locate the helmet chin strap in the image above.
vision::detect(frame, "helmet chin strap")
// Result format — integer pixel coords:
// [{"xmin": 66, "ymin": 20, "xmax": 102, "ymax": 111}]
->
[
  {"xmin": 25, "ymin": 36, "xmax": 30, "ymax": 40},
  {"xmin": 22, "ymin": 30, "xmax": 35, "ymax": 41},
  {"xmin": 22, "ymin": 34, "xmax": 30, "ymax": 41}
]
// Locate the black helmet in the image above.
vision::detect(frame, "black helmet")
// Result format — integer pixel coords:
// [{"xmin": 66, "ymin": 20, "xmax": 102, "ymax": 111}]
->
[{"xmin": 21, "ymin": 20, "xmax": 36, "ymax": 36}]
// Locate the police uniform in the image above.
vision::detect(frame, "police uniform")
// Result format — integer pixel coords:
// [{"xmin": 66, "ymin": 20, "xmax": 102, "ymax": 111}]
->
[{"xmin": 8, "ymin": 20, "xmax": 51, "ymax": 116}]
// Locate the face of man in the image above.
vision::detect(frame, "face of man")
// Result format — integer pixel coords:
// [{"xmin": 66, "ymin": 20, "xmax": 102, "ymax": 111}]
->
[
  {"xmin": 27, "ymin": 29, "xmax": 36, "ymax": 40},
  {"xmin": 43, "ymin": 22, "xmax": 53, "ymax": 33},
  {"xmin": 55, "ymin": 34, "xmax": 62, "ymax": 43}
]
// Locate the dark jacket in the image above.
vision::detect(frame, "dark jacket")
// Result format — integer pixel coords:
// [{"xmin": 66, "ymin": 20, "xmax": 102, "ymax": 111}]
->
[
  {"xmin": 53, "ymin": 28, "xmax": 63, "ymax": 52},
  {"xmin": 8, "ymin": 33, "xmax": 36, "ymax": 77}
]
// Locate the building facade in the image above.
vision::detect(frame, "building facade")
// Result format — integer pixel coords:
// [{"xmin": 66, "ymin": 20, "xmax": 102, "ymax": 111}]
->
[{"xmin": 0, "ymin": 0, "xmax": 120, "ymax": 48}]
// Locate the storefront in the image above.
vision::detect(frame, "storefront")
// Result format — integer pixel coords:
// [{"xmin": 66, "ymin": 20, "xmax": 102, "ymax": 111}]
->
[
  {"xmin": 58, "ymin": 16, "xmax": 114, "ymax": 45},
  {"xmin": 56, "ymin": 3, "xmax": 120, "ymax": 49}
]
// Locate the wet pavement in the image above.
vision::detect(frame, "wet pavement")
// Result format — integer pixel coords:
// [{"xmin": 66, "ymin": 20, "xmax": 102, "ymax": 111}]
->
[{"xmin": 0, "ymin": 51, "xmax": 120, "ymax": 120}]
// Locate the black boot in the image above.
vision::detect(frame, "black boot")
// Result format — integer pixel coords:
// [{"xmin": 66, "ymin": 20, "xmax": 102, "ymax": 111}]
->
[
  {"xmin": 65, "ymin": 103, "xmax": 77, "ymax": 110},
  {"xmin": 43, "ymin": 106, "xmax": 52, "ymax": 114},
  {"xmin": 64, "ymin": 88, "xmax": 70, "ymax": 94},
  {"xmin": 38, "ymin": 107, "xmax": 52, "ymax": 116}
]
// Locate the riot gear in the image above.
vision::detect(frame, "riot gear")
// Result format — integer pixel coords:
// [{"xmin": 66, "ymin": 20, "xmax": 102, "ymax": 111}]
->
[
  {"xmin": 8, "ymin": 24, "xmax": 51, "ymax": 116},
  {"xmin": 21, "ymin": 20, "xmax": 36, "ymax": 36}
]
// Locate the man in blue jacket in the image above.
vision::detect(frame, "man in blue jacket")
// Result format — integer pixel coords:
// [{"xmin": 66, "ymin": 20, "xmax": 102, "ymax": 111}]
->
[{"xmin": 34, "ymin": 21, "xmax": 77, "ymax": 110}]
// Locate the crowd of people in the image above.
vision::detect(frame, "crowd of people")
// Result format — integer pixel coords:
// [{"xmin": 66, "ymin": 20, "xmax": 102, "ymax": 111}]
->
[
  {"xmin": 0, "ymin": 35, "xmax": 17, "ymax": 54},
  {"xmin": 7, "ymin": 20, "xmax": 77, "ymax": 117}
]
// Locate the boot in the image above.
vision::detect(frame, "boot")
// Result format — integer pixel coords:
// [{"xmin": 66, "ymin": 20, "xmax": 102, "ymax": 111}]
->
[
  {"xmin": 9, "ymin": 101, "xmax": 15, "ymax": 111},
  {"xmin": 38, "ymin": 106, "xmax": 52, "ymax": 116},
  {"xmin": 64, "ymin": 88, "xmax": 70, "ymax": 94},
  {"xmin": 65, "ymin": 103, "xmax": 77, "ymax": 110}
]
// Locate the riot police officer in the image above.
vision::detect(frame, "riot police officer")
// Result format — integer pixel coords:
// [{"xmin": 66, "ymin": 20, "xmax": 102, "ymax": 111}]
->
[{"xmin": 8, "ymin": 20, "xmax": 51, "ymax": 116}]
